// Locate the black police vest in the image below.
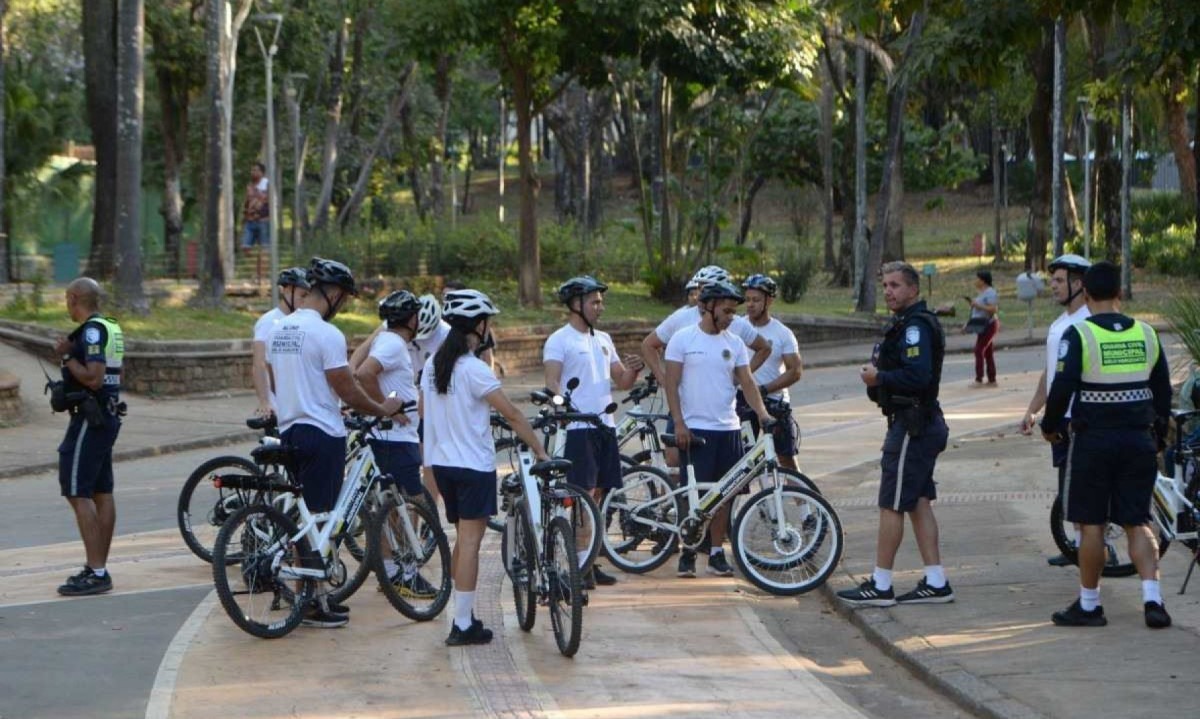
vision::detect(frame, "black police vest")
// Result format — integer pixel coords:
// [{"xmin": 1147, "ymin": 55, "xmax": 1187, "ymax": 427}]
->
[{"xmin": 877, "ymin": 304, "xmax": 945, "ymax": 408}]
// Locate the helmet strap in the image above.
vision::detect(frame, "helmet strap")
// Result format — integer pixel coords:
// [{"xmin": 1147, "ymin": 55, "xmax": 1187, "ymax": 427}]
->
[
  {"xmin": 318, "ymin": 286, "xmax": 342, "ymax": 322},
  {"xmin": 568, "ymin": 296, "xmax": 595, "ymax": 335},
  {"xmin": 472, "ymin": 320, "xmax": 494, "ymax": 357},
  {"xmin": 1061, "ymin": 279, "xmax": 1083, "ymax": 307}
]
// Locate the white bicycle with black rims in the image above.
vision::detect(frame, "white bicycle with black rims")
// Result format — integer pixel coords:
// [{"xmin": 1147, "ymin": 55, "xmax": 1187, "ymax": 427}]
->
[{"xmin": 602, "ymin": 419, "xmax": 843, "ymax": 595}]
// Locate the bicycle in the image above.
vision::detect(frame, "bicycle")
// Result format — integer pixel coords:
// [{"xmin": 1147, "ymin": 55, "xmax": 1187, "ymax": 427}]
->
[
  {"xmin": 210, "ymin": 410, "xmax": 452, "ymax": 638},
  {"xmin": 614, "ymin": 376, "xmax": 670, "ymax": 470},
  {"xmin": 498, "ymin": 436, "xmax": 585, "ymax": 656},
  {"xmin": 601, "ymin": 418, "xmax": 843, "ymax": 595},
  {"xmin": 1049, "ymin": 409, "xmax": 1200, "ymax": 586},
  {"xmin": 177, "ymin": 415, "xmax": 279, "ymax": 564}
]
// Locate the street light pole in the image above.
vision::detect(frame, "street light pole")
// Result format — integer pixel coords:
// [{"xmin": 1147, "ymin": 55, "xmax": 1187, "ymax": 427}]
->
[
  {"xmin": 254, "ymin": 13, "xmax": 284, "ymax": 307},
  {"xmin": 1079, "ymin": 96, "xmax": 1093, "ymax": 261}
]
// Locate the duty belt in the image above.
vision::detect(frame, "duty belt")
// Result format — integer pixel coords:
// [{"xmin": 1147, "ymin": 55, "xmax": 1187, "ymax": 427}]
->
[{"xmin": 1079, "ymin": 388, "xmax": 1152, "ymax": 403}]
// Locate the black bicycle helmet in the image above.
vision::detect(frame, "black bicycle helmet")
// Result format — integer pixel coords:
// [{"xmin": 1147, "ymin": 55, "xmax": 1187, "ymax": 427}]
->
[
  {"xmin": 742, "ymin": 274, "xmax": 778, "ymax": 298},
  {"xmin": 378, "ymin": 290, "xmax": 420, "ymax": 325},
  {"xmin": 306, "ymin": 257, "xmax": 358, "ymax": 295},
  {"xmin": 277, "ymin": 267, "xmax": 311, "ymax": 289},
  {"xmin": 698, "ymin": 280, "xmax": 745, "ymax": 304},
  {"xmin": 556, "ymin": 275, "xmax": 609, "ymax": 306}
]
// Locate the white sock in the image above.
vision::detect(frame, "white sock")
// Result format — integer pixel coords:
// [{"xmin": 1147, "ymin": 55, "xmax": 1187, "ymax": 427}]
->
[
  {"xmin": 91, "ymin": 567, "xmax": 107, "ymax": 578},
  {"xmin": 1142, "ymin": 580, "xmax": 1162, "ymax": 605},
  {"xmin": 924, "ymin": 565, "xmax": 946, "ymax": 589},
  {"xmin": 577, "ymin": 550, "xmax": 589, "ymax": 569},
  {"xmin": 453, "ymin": 590, "xmax": 475, "ymax": 631},
  {"xmin": 1079, "ymin": 585, "xmax": 1101, "ymax": 612},
  {"xmin": 872, "ymin": 567, "xmax": 893, "ymax": 591},
  {"xmin": 710, "ymin": 547, "xmax": 723, "ymax": 557},
  {"xmin": 1073, "ymin": 529, "xmax": 1082, "ymax": 548}
]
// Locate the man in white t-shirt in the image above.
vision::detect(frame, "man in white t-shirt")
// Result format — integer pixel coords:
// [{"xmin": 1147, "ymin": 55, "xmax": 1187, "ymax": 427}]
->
[
  {"xmin": 741, "ymin": 274, "xmax": 803, "ymax": 470},
  {"xmin": 544, "ymin": 276, "xmax": 645, "ymax": 588},
  {"xmin": 664, "ymin": 280, "xmax": 771, "ymax": 578},
  {"xmin": 267, "ymin": 258, "xmax": 401, "ymax": 628},
  {"xmin": 251, "ymin": 267, "xmax": 309, "ymax": 418},
  {"xmin": 1019, "ymin": 254, "xmax": 1094, "ymax": 567}
]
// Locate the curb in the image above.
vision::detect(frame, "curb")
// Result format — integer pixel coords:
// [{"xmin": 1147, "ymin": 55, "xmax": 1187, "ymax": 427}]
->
[{"xmin": 0, "ymin": 429, "xmax": 259, "ymax": 480}]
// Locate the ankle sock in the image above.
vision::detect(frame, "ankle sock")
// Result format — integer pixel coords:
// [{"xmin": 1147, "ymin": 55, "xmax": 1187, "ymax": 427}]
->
[
  {"xmin": 1079, "ymin": 586, "xmax": 1101, "ymax": 612},
  {"xmin": 872, "ymin": 567, "xmax": 893, "ymax": 592},
  {"xmin": 453, "ymin": 590, "xmax": 475, "ymax": 631},
  {"xmin": 91, "ymin": 567, "xmax": 107, "ymax": 578},
  {"xmin": 1142, "ymin": 580, "xmax": 1162, "ymax": 605},
  {"xmin": 924, "ymin": 565, "xmax": 946, "ymax": 589}
]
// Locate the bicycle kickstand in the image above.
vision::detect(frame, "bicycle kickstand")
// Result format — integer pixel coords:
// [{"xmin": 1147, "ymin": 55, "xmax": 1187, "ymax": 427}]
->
[{"xmin": 1179, "ymin": 546, "xmax": 1200, "ymax": 595}]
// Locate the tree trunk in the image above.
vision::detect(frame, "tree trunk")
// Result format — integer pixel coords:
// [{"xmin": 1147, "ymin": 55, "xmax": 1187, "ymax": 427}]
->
[
  {"xmin": 114, "ymin": 0, "xmax": 147, "ymax": 312},
  {"xmin": 653, "ymin": 72, "xmax": 673, "ymax": 265},
  {"xmin": 429, "ymin": 53, "xmax": 454, "ymax": 219},
  {"xmin": 153, "ymin": 58, "xmax": 188, "ymax": 279},
  {"xmin": 735, "ymin": 175, "xmax": 767, "ymax": 246},
  {"xmin": 312, "ymin": 20, "xmax": 347, "ymax": 231},
  {"xmin": 400, "ymin": 101, "xmax": 428, "ymax": 222},
  {"xmin": 621, "ymin": 78, "xmax": 654, "ymax": 265},
  {"xmin": 513, "ymin": 67, "xmax": 541, "ymax": 307},
  {"xmin": 219, "ymin": 0, "xmax": 253, "ymax": 278},
  {"xmin": 197, "ymin": 0, "xmax": 228, "ymax": 305},
  {"xmin": 0, "ymin": 0, "xmax": 8, "ymax": 282},
  {"xmin": 1164, "ymin": 64, "xmax": 1197, "ymax": 208},
  {"xmin": 819, "ymin": 47, "xmax": 836, "ymax": 272},
  {"xmin": 84, "ymin": 0, "xmax": 118, "ymax": 279},
  {"xmin": 337, "ymin": 63, "xmax": 415, "ymax": 229},
  {"xmin": 1195, "ymin": 68, "xmax": 1200, "ymax": 254},
  {"xmin": 284, "ymin": 75, "xmax": 309, "ymax": 254},
  {"xmin": 1025, "ymin": 25, "xmax": 1054, "ymax": 272}
]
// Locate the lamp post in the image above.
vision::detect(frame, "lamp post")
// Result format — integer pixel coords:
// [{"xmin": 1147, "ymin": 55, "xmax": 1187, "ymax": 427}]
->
[
  {"xmin": 254, "ymin": 13, "xmax": 284, "ymax": 306},
  {"xmin": 1078, "ymin": 96, "xmax": 1094, "ymax": 261},
  {"xmin": 284, "ymin": 72, "xmax": 308, "ymax": 257}
]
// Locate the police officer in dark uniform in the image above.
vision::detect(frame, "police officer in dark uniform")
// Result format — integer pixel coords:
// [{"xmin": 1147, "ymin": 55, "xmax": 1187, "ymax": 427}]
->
[
  {"xmin": 1042, "ymin": 261, "xmax": 1172, "ymax": 628},
  {"xmin": 838, "ymin": 261, "xmax": 953, "ymax": 606},
  {"xmin": 53, "ymin": 277, "xmax": 125, "ymax": 596}
]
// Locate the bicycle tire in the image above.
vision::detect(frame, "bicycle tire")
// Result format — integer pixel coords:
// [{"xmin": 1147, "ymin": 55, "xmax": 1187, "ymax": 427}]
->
[
  {"xmin": 731, "ymin": 486, "xmax": 843, "ymax": 596},
  {"xmin": 371, "ymin": 495, "xmax": 452, "ymax": 621},
  {"xmin": 601, "ymin": 465, "xmax": 679, "ymax": 573},
  {"xmin": 508, "ymin": 500, "xmax": 538, "ymax": 631},
  {"xmin": 178, "ymin": 455, "xmax": 266, "ymax": 564},
  {"xmin": 1048, "ymin": 496, "xmax": 1168, "ymax": 578},
  {"xmin": 546, "ymin": 515, "xmax": 584, "ymax": 657},
  {"xmin": 211, "ymin": 503, "xmax": 316, "ymax": 639},
  {"xmin": 325, "ymin": 501, "xmax": 374, "ymax": 605},
  {"xmin": 550, "ymin": 481, "xmax": 602, "ymax": 573}
]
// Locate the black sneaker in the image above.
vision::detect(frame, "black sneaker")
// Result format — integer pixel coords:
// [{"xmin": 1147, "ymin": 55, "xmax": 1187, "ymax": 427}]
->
[
  {"xmin": 591, "ymin": 564, "xmax": 618, "ymax": 586},
  {"xmin": 707, "ymin": 550, "xmax": 734, "ymax": 577},
  {"xmin": 677, "ymin": 551, "xmax": 697, "ymax": 578},
  {"xmin": 327, "ymin": 601, "xmax": 351, "ymax": 615},
  {"xmin": 896, "ymin": 578, "xmax": 955, "ymax": 604},
  {"xmin": 836, "ymin": 578, "xmax": 896, "ymax": 607},
  {"xmin": 446, "ymin": 618, "xmax": 494, "ymax": 646},
  {"xmin": 302, "ymin": 607, "xmax": 349, "ymax": 628},
  {"xmin": 1144, "ymin": 601, "xmax": 1172, "ymax": 629},
  {"xmin": 1046, "ymin": 552, "xmax": 1074, "ymax": 567},
  {"xmin": 398, "ymin": 573, "xmax": 438, "ymax": 600},
  {"xmin": 57, "ymin": 567, "xmax": 113, "ymax": 596},
  {"xmin": 1051, "ymin": 599, "xmax": 1107, "ymax": 627}
]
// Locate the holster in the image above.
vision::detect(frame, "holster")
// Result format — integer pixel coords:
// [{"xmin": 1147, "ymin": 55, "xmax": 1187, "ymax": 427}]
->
[
  {"xmin": 886, "ymin": 395, "xmax": 928, "ymax": 438},
  {"xmin": 78, "ymin": 395, "xmax": 104, "ymax": 428}
]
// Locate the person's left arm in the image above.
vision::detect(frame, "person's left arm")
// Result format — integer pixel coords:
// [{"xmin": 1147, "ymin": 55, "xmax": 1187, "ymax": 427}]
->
[
  {"xmin": 1149, "ymin": 335, "xmax": 1172, "ymax": 435},
  {"xmin": 1041, "ymin": 326, "xmax": 1082, "ymax": 436},
  {"xmin": 55, "ymin": 323, "xmax": 106, "ymax": 391},
  {"xmin": 868, "ymin": 321, "xmax": 933, "ymax": 393}
]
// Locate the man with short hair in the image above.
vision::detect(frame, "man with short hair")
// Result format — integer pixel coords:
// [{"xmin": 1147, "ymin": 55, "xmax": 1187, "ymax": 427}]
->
[
  {"xmin": 544, "ymin": 275, "xmax": 644, "ymax": 588},
  {"xmin": 241, "ymin": 161, "xmax": 270, "ymax": 253},
  {"xmin": 54, "ymin": 278, "xmax": 125, "ymax": 596},
  {"xmin": 267, "ymin": 257, "xmax": 401, "ymax": 627},
  {"xmin": 252, "ymin": 267, "xmax": 309, "ymax": 418},
  {"xmin": 664, "ymin": 281, "xmax": 771, "ymax": 578},
  {"xmin": 1042, "ymin": 261, "xmax": 1172, "ymax": 628},
  {"xmin": 838, "ymin": 261, "xmax": 953, "ymax": 606},
  {"xmin": 741, "ymin": 274, "xmax": 803, "ymax": 470}
]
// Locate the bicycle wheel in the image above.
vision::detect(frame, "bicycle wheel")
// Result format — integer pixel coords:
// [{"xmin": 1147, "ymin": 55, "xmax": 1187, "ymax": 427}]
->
[
  {"xmin": 178, "ymin": 455, "xmax": 265, "ymax": 564},
  {"xmin": 730, "ymin": 466, "xmax": 820, "ymax": 530},
  {"xmin": 507, "ymin": 500, "xmax": 537, "ymax": 631},
  {"xmin": 371, "ymin": 495, "xmax": 452, "ymax": 621},
  {"xmin": 326, "ymin": 501, "xmax": 373, "ymax": 605},
  {"xmin": 212, "ymin": 503, "xmax": 316, "ymax": 639},
  {"xmin": 731, "ymin": 486, "xmax": 843, "ymax": 596},
  {"xmin": 601, "ymin": 465, "xmax": 679, "ymax": 573},
  {"xmin": 620, "ymin": 449, "xmax": 655, "ymax": 467},
  {"xmin": 488, "ymin": 471, "xmax": 516, "ymax": 533},
  {"xmin": 549, "ymin": 481, "xmax": 602, "ymax": 573},
  {"xmin": 546, "ymin": 515, "xmax": 584, "ymax": 657},
  {"xmin": 1048, "ymin": 496, "xmax": 1168, "ymax": 578}
]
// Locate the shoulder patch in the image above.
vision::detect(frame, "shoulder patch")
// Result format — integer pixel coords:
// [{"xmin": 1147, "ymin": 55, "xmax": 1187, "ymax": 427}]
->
[
  {"xmin": 85, "ymin": 327, "xmax": 101, "ymax": 344},
  {"xmin": 1058, "ymin": 339, "xmax": 1070, "ymax": 359},
  {"xmin": 905, "ymin": 326, "xmax": 920, "ymax": 346}
]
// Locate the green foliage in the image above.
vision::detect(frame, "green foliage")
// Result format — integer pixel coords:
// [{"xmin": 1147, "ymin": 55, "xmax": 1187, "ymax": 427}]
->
[
  {"xmin": 641, "ymin": 262, "xmax": 688, "ymax": 304},
  {"xmin": 1168, "ymin": 292, "xmax": 1200, "ymax": 368},
  {"xmin": 713, "ymin": 243, "xmax": 763, "ymax": 278},
  {"xmin": 1133, "ymin": 192, "xmax": 1194, "ymax": 235},
  {"xmin": 774, "ymin": 244, "xmax": 817, "ymax": 303},
  {"xmin": 902, "ymin": 118, "xmax": 982, "ymax": 192},
  {"xmin": 1133, "ymin": 224, "xmax": 1199, "ymax": 277}
]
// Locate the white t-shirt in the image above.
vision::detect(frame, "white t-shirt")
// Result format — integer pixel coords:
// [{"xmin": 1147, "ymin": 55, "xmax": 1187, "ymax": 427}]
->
[
  {"xmin": 420, "ymin": 354, "xmax": 502, "ymax": 472},
  {"xmin": 368, "ymin": 330, "xmax": 419, "ymax": 443},
  {"xmin": 1046, "ymin": 305, "xmax": 1091, "ymax": 419},
  {"xmin": 655, "ymin": 305, "xmax": 760, "ymax": 348},
  {"xmin": 664, "ymin": 325, "xmax": 749, "ymax": 431},
  {"xmin": 543, "ymin": 324, "xmax": 618, "ymax": 429},
  {"xmin": 266, "ymin": 308, "xmax": 349, "ymax": 437},
  {"xmin": 253, "ymin": 307, "xmax": 287, "ymax": 409},
  {"xmin": 408, "ymin": 320, "xmax": 451, "ymax": 385},
  {"xmin": 749, "ymin": 317, "xmax": 800, "ymax": 403}
]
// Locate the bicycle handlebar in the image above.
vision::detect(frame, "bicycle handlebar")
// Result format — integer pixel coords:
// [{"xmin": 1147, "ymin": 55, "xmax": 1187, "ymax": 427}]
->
[{"xmin": 246, "ymin": 415, "xmax": 278, "ymax": 432}]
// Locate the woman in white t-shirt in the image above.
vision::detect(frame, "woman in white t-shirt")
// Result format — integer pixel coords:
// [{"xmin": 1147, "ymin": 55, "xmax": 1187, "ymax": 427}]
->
[{"xmin": 421, "ymin": 289, "xmax": 548, "ymax": 647}]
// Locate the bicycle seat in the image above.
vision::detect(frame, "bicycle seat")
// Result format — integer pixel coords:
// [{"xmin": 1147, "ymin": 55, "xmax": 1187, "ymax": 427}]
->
[
  {"xmin": 628, "ymin": 411, "xmax": 670, "ymax": 422},
  {"xmin": 661, "ymin": 434, "xmax": 707, "ymax": 449},
  {"xmin": 251, "ymin": 442, "xmax": 298, "ymax": 468},
  {"xmin": 529, "ymin": 458, "xmax": 573, "ymax": 478}
]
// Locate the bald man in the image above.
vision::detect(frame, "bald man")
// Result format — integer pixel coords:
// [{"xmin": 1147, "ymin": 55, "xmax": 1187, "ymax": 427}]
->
[{"xmin": 53, "ymin": 278, "xmax": 125, "ymax": 596}]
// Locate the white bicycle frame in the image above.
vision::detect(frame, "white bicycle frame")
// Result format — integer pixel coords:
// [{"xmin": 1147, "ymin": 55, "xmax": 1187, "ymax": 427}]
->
[{"xmin": 1151, "ymin": 461, "xmax": 1199, "ymax": 546}]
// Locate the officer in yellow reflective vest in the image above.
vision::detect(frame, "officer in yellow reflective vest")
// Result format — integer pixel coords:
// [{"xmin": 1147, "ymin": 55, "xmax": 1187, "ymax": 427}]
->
[
  {"xmin": 1041, "ymin": 261, "xmax": 1172, "ymax": 629},
  {"xmin": 52, "ymin": 278, "xmax": 125, "ymax": 597}
]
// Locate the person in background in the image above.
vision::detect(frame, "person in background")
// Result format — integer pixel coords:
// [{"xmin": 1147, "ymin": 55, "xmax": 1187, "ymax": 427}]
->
[
  {"xmin": 966, "ymin": 269, "xmax": 999, "ymax": 386},
  {"xmin": 740, "ymin": 274, "xmax": 803, "ymax": 470},
  {"xmin": 241, "ymin": 161, "xmax": 270, "ymax": 254}
]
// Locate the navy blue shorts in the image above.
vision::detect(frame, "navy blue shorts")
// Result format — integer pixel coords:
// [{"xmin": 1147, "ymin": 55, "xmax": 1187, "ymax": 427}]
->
[
  {"xmin": 1062, "ymin": 428, "xmax": 1157, "ymax": 526},
  {"xmin": 564, "ymin": 428, "xmax": 622, "ymax": 491},
  {"xmin": 369, "ymin": 439, "xmax": 423, "ymax": 496},
  {"xmin": 59, "ymin": 414, "xmax": 121, "ymax": 498},
  {"xmin": 879, "ymin": 410, "xmax": 948, "ymax": 512},
  {"xmin": 681, "ymin": 429, "xmax": 744, "ymax": 490},
  {"xmin": 432, "ymin": 465, "xmax": 497, "ymax": 524},
  {"xmin": 282, "ymin": 424, "xmax": 346, "ymax": 513}
]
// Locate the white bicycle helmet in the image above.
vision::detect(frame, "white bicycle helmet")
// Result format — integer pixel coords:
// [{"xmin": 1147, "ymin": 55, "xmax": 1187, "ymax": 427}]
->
[
  {"xmin": 1048, "ymin": 253, "xmax": 1091, "ymax": 273},
  {"xmin": 416, "ymin": 294, "xmax": 442, "ymax": 339},
  {"xmin": 443, "ymin": 289, "xmax": 500, "ymax": 323},
  {"xmin": 690, "ymin": 265, "xmax": 731, "ymax": 287}
]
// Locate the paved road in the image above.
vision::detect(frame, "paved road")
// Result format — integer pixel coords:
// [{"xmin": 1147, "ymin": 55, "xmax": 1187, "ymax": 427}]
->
[{"xmin": 0, "ymin": 341, "xmax": 1058, "ymax": 719}]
